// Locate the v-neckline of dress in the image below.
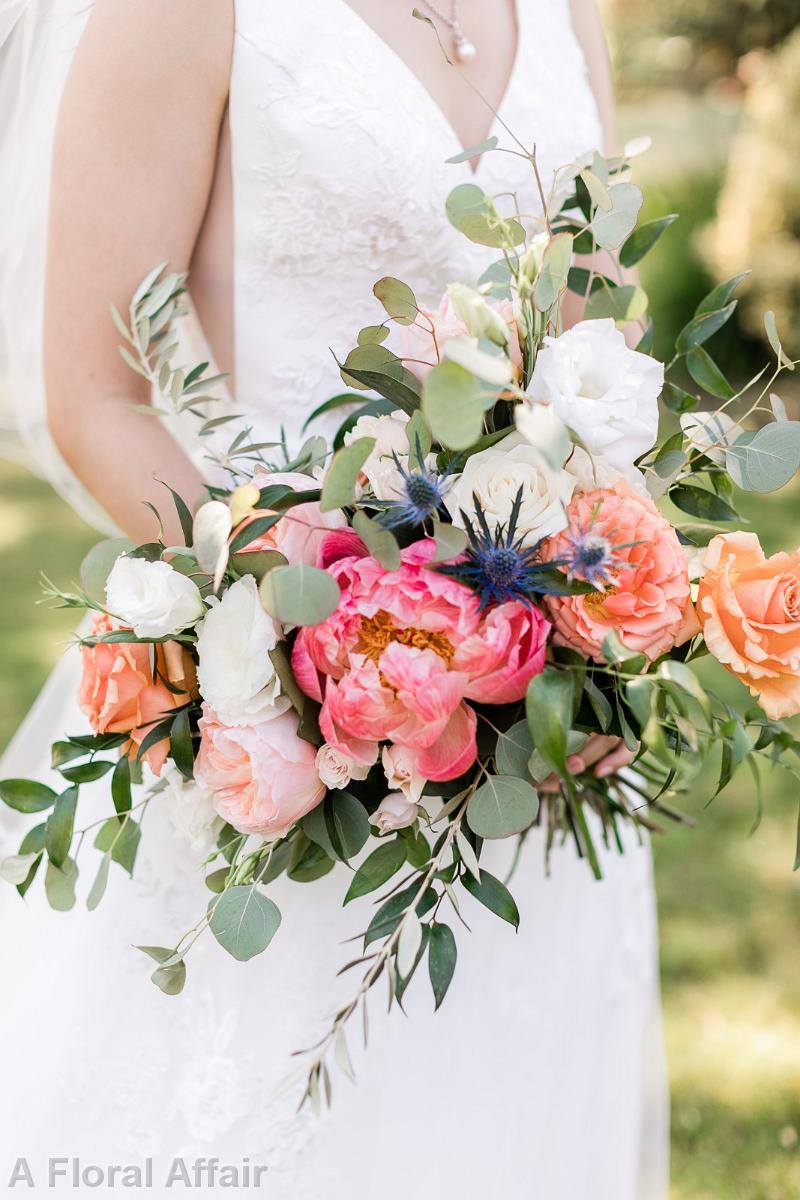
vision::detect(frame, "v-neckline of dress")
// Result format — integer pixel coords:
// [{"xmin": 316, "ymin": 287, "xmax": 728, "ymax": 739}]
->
[{"xmin": 329, "ymin": 0, "xmax": 524, "ymax": 178}]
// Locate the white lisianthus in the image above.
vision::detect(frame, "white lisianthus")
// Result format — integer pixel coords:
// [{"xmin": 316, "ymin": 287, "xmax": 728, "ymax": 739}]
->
[
  {"xmin": 563, "ymin": 445, "xmax": 648, "ymax": 494},
  {"xmin": 105, "ymin": 556, "xmax": 205, "ymax": 639},
  {"xmin": 163, "ymin": 769, "xmax": 224, "ymax": 857},
  {"xmin": 196, "ymin": 575, "xmax": 289, "ymax": 726},
  {"xmin": 447, "ymin": 282, "xmax": 510, "ymax": 346},
  {"xmin": 344, "ymin": 410, "xmax": 413, "ymax": 501},
  {"xmin": 382, "ymin": 745, "xmax": 426, "ymax": 804},
  {"xmin": 369, "ymin": 792, "xmax": 418, "ymax": 834},
  {"xmin": 527, "ymin": 318, "xmax": 663, "ymax": 481},
  {"xmin": 315, "ymin": 743, "xmax": 372, "ymax": 791},
  {"xmin": 445, "ymin": 432, "xmax": 575, "ymax": 547},
  {"xmin": 0, "ymin": 853, "xmax": 38, "ymax": 886}
]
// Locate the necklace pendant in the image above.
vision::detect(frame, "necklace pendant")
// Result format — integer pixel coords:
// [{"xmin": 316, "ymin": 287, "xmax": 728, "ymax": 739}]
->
[{"xmin": 454, "ymin": 32, "xmax": 477, "ymax": 63}]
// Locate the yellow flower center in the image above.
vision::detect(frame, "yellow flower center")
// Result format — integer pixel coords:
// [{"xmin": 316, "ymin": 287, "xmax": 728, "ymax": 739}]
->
[{"xmin": 358, "ymin": 609, "xmax": 455, "ymax": 666}]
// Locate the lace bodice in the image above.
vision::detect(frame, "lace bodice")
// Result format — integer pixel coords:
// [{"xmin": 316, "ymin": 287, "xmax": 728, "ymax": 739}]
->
[{"xmin": 230, "ymin": 0, "xmax": 602, "ymax": 445}]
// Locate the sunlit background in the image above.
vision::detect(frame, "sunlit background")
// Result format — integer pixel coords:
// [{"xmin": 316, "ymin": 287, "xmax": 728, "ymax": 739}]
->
[{"xmin": 1, "ymin": 2, "xmax": 799, "ymax": 1195}]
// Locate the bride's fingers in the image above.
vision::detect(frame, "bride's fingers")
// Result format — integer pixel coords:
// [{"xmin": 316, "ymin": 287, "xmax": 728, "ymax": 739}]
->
[
  {"xmin": 594, "ymin": 741, "xmax": 637, "ymax": 778},
  {"xmin": 566, "ymin": 735, "xmax": 620, "ymax": 775}
]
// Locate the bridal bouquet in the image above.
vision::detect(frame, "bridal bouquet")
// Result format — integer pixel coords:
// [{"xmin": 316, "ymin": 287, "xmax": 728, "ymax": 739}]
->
[{"xmin": 3, "ymin": 126, "xmax": 800, "ymax": 1106}]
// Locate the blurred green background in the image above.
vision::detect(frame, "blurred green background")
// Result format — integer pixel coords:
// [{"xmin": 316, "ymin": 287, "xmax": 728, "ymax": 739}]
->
[{"xmin": 0, "ymin": 2, "xmax": 799, "ymax": 1195}]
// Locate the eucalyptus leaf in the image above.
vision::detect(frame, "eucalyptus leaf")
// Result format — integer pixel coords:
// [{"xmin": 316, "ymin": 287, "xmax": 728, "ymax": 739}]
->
[
  {"xmin": 320, "ymin": 438, "xmax": 375, "ymax": 511},
  {"xmin": 86, "ymin": 854, "xmax": 111, "ymax": 912},
  {"xmin": 675, "ymin": 302, "xmax": 737, "ymax": 355},
  {"xmin": 725, "ymin": 422, "xmax": 800, "ymax": 493},
  {"xmin": 44, "ymin": 856, "xmax": 78, "ymax": 912},
  {"xmin": 260, "ymin": 563, "xmax": 341, "ymax": 627},
  {"xmin": 422, "ymin": 361, "xmax": 486, "ymax": 451},
  {"xmin": 686, "ymin": 346, "xmax": 736, "ymax": 400},
  {"xmin": 352, "ymin": 512, "xmax": 401, "ymax": 570},
  {"xmin": 446, "ymin": 136, "xmax": 498, "ymax": 164},
  {"xmin": 80, "ymin": 538, "xmax": 136, "ymax": 603},
  {"xmin": 590, "ymin": 182, "xmax": 643, "ymax": 250},
  {"xmin": 373, "ymin": 276, "xmax": 418, "ymax": 326},
  {"xmin": 526, "ymin": 668, "xmax": 575, "ymax": 777},
  {"xmin": 467, "ymin": 776, "xmax": 539, "ymax": 839},
  {"xmin": 208, "ymin": 886, "xmax": 282, "ymax": 961},
  {"xmin": 533, "ymin": 232, "xmax": 573, "ymax": 312},
  {"xmin": 495, "ymin": 720, "xmax": 535, "ymax": 778},
  {"xmin": 585, "ymin": 284, "xmax": 648, "ymax": 325}
]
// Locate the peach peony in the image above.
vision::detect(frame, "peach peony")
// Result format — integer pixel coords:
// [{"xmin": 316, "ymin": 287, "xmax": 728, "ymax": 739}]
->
[
  {"xmin": 194, "ymin": 706, "xmax": 325, "ymax": 836},
  {"xmin": 78, "ymin": 613, "xmax": 192, "ymax": 775},
  {"xmin": 697, "ymin": 532, "xmax": 800, "ymax": 719},
  {"xmin": 292, "ymin": 537, "xmax": 550, "ymax": 782},
  {"xmin": 234, "ymin": 470, "xmax": 346, "ymax": 565},
  {"xmin": 544, "ymin": 481, "xmax": 698, "ymax": 662}
]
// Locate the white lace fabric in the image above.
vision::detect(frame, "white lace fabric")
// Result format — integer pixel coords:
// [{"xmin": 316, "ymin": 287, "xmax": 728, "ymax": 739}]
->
[{"xmin": 0, "ymin": 2, "xmax": 669, "ymax": 1195}]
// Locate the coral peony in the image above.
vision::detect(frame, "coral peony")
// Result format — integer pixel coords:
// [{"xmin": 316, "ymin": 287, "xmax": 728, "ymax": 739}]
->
[
  {"xmin": 79, "ymin": 613, "xmax": 191, "ymax": 775},
  {"xmin": 194, "ymin": 707, "xmax": 325, "ymax": 836},
  {"xmin": 292, "ymin": 537, "xmax": 550, "ymax": 782},
  {"xmin": 697, "ymin": 532, "xmax": 800, "ymax": 719},
  {"xmin": 544, "ymin": 481, "xmax": 697, "ymax": 662}
]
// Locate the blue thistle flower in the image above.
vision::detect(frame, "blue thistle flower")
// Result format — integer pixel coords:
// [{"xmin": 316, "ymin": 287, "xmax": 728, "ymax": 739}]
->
[
  {"xmin": 560, "ymin": 504, "xmax": 636, "ymax": 589},
  {"xmin": 439, "ymin": 487, "xmax": 549, "ymax": 608},
  {"xmin": 375, "ymin": 443, "xmax": 455, "ymax": 530}
]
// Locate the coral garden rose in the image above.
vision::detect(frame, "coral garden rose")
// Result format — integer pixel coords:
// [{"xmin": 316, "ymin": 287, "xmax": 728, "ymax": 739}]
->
[
  {"xmin": 697, "ymin": 532, "xmax": 800, "ymax": 720},
  {"xmin": 194, "ymin": 706, "xmax": 325, "ymax": 837},
  {"xmin": 292, "ymin": 537, "xmax": 550, "ymax": 782},
  {"xmin": 235, "ymin": 470, "xmax": 346, "ymax": 564},
  {"xmin": 544, "ymin": 481, "xmax": 698, "ymax": 662},
  {"xmin": 79, "ymin": 613, "xmax": 192, "ymax": 775}
]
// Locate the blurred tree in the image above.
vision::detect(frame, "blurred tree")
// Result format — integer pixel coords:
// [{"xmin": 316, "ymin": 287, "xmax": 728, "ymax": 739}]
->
[
  {"xmin": 605, "ymin": 0, "xmax": 798, "ymax": 92},
  {"xmin": 705, "ymin": 28, "xmax": 800, "ymax": 356}
]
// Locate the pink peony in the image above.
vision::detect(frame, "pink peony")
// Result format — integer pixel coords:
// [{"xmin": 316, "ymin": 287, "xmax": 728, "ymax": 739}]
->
[
  {"xmin": 544, "ymin": 481, "xmax": 698, "ymax": 662},
  {"xmin": 194, "ymin": 706, "xmax": 325, "ymax": 836},
  {"xmin": 292, "ymin": 537, "xmax": 550, "ymax": 781},
  {"xmin": 235, "ymin": 471, "xmax": 346, "ymax": 565},
  {"xmin": 397, "ymin": 292, "xmax": 522, "ymax": 380}
]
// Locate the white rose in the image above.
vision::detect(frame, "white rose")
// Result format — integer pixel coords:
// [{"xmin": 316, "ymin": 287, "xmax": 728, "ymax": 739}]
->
[
  {"xmin": 344, "ymin": 410, "xmax": 412, "ymax": 501},
  {"xmin": 369, "ymin": 792, "xmax": 418, "ymax": 834},
  {"xmin": 105, "ymin": 557, "xmax": 205, "ymax": 639},
  {"xmin": 447, "ymin": 282, "xmax": 509, "ymax": 346},
  {"xmin": 527, "ymin": 318, "xmax": 663, "ymax": 481},
  {"xmin": 382, "ymin": 745, "xmax": 426, "ymax": 804},
  {"xmin": 196, "ymin": 575, "xmax": 289, "ymax": 726},
  {"xmin": 163, "ymin": 769, "xmax": 224, "ymax": 857},
  {"xmin": 445, "ymin": 432, "xmax": 575, "ymax": 547},
  {"xmin": 315, "ymin": 744, "xmax": 372, "ymax": 790}
]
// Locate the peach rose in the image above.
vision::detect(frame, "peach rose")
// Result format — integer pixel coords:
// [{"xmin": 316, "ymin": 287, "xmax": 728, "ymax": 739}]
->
[
  {"xmin": 79, "ymin": 613, "xmax": 192, "ymax": 775},
  {"xmin": 697, "ymin": 532, "xmax": 800, "ymax": 719},
  {"xmin": 234, "ymin": 470, "xmax": 346, "ymax": 565},
  {"xmin": 194, "ymin": 706, "xmax": 325, "ymax": 836},
  {"xmin": 544, "ymin": 481, "xmax": 698, "ymax": 662}
]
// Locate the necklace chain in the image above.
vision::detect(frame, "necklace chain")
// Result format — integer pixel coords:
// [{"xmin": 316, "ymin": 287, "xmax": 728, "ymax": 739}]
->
[
  {"xmin": 419, "ymin": 0, "xmax": 478, "ymax": 62},
  {"xmin": 421, "ymin": 0, "xmax": 461, "ymax": 32}
]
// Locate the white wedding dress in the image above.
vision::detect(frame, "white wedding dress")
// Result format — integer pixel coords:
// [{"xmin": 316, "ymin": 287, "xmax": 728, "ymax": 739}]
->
[{"xmin": 0, "ymin": 2, "xmax": 669, "ymax": 1196}]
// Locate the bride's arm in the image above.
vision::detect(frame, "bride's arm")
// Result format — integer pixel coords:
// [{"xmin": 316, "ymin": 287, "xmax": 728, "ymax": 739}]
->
[{"xmin": 44, "ymin": 0, "xmax": 234, "ymax": 544}]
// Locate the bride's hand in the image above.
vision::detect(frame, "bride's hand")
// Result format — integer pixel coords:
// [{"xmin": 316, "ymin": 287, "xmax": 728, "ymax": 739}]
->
[{"xmin": 540, "ymin": 735, "xmax": 637, "ymax": 792}]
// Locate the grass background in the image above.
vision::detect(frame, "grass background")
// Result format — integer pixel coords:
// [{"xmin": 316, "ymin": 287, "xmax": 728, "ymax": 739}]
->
[{"xmin": 1, "ymin": 55, "xmax": 799, "ymax": 1200}]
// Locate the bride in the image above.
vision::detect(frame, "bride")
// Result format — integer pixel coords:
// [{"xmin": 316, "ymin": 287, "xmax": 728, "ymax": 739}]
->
[{"xmin": 0, "ymin": 1, "xmax": 668, "ymax": 1195}]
